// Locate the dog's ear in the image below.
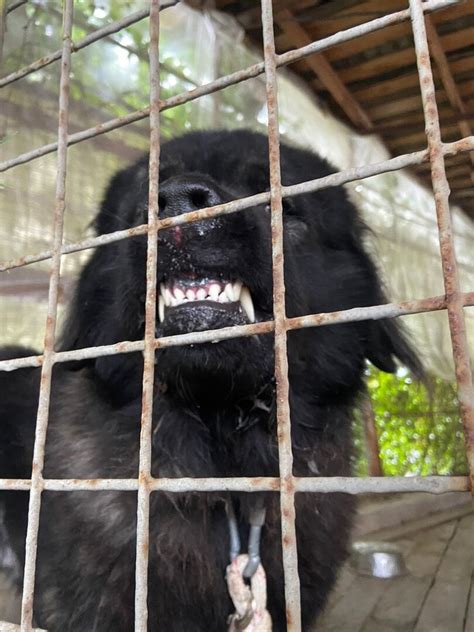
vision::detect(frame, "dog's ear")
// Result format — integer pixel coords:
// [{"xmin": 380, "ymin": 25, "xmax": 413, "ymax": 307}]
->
[{"xmin": 367, "ymin": 317, "xmax": 424, "ymax": 379}]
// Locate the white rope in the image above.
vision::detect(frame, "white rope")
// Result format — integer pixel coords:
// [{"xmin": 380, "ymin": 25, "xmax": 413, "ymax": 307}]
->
[{"xmin": 226, "ymin": 554, "xmax": 272, "ymax": 631}]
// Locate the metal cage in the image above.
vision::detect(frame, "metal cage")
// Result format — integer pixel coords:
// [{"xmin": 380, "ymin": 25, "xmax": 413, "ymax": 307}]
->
[{"xmin": 0, "ymin": 1, "xmax": 472, "ymax": 630}]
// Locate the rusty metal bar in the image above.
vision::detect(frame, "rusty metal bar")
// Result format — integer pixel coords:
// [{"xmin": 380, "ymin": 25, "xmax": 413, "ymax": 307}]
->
[
  {"xmin": 19, "ymin": 2, "xmax": 74, "ymax": 630},
  {"xmin": 0, "ymin": 1, "xmax": 180, "ymax": 88},
  {"xmin": 2, "ymin": 135, "xmax": 473, "ymax": 274},
  {"xmin": 410, "ymin": 0, "xmax": 474, "ymax": 492},
  {"xmin": 261, "ymin": 0, "xmax": 301, "ymax": 628},
  {"xmin": 1, "ymin": 291, "xmax": 473, "ymax": 373},
  {"xmin": 0, "ymin": 476, "xmax": 469, "ymax": 494},
  {"xmin": 134, "ymin": 2, "xmax": 161, "ymax": 630},
  {"xmin": 279, "ymin": 0, "xmax": 459, "ymax": 68},
  {"xmin": 0, "ymin": 8, "xmax": 149, "ymax": 88},
  {"xmin": 0, "ymin": 0, "xmax": 460, "ymax": 174}
]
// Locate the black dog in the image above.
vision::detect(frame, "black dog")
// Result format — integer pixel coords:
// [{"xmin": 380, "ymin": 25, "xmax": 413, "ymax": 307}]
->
[{"xmin": 0, "ymin": 130, "xmax": 421, "ymax": 631}]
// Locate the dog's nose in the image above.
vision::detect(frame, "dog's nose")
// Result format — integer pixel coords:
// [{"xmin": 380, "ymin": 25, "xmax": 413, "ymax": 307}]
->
[
  {"xmin": 158, "ymin": 176, "xmax": 224, "ymax": 247},
  {"xmin": 159, "ymin": 176, "xmax": 223, "ymax": 217}
]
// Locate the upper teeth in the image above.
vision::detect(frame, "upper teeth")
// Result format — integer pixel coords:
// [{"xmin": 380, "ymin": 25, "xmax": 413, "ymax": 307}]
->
[
  {"xmin": 158, "ymin": 280, "xmax": 255, "ymax": 323},
  {"xmin": 239, "ymin": 286, "xmax": 255, "ymax": 323}
]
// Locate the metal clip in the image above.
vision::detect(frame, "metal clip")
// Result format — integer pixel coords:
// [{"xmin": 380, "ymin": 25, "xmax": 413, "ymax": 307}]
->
[
  {"xmin": 225, "ymin": 495, "xmax": 266, "ymax": 579},
  {"xmin": 243, "ymin": 496, "xmax": 266, "ymax": 579}
]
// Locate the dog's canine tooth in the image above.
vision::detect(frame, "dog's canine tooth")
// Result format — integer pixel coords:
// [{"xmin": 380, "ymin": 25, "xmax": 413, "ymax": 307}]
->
[
  {"xmin": 224, "ymin": 282, "xmax": 234, "ymax": 301},
  {"xmin": 232, "ymin": 280, "xmax": 243, "ymax": 301},
  {"xmin": 158, "ymin": 296, "xmax": 165, "ymax": 322},
  {"xmin": 164, "ymin": 288, "xmax": 173, "ymax": 307},
  {"xmin": 240, "ymin": 286, "xmax": 255, "ymax": 322}
]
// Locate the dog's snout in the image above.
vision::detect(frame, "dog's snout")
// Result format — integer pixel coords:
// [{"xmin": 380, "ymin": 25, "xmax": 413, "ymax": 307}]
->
[
  {"xmin": 158, "ymin": 176, "xmax": 225, "ymax": 247},
  {"xmin": 159, "ymin": 176, "xmax": 222, "ymax": 218}
]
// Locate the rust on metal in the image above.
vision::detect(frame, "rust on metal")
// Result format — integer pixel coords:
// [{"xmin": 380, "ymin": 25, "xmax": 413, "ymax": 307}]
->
[
  {"xmin": 0, "ymin": 1, "xmax": 180, "ymax": 89},
  {"xmin": 134, "ymin": 2, "xmax": 162, "ymax": 630},
  {"xmin": 0, "ymin": 1, "xmax": 472, "ymax": 627},
  {"xmin": 261, "ymin": 0, "xmax": 301, "ymax": 628},
  {"xmin": 0, "ymin": 9, "xmax": 151, "ymax": 88},
  {"xmin": 0, "ymin": 0, "xmax": 460, "ymax": 175},
  {"xmin": 1, "ymin": 292, "xmax": 474, "ymax": 373},
  {"xmin": 18, "ymin": 2, "xmax": 75, "ymax": 630},
  {"xmin": 2, "ymin": 135, "xmax": 474, "ymax": 273},
  {"xmin": 410, "ymin": 0, "xmax": 474, "ymax": 492},
  {"xmin": 278, "ymin": 0, "xmax": 459, "ymax": 69},
  {"xmin": 0, "ymin": 475, "xmax": 469, "ymax": 494}
]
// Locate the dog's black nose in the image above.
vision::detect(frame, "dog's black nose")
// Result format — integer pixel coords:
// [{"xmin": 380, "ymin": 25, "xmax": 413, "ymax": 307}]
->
[
  {"xmin": 158, "ymin": 174, "xmax": 225, "ymax": 248},
  {"xmin": 159, "ymin": 175, "xmax": 223, "ymax": 218},
  {"xmin": 158, "ymin": 175, "xmax": 226, "ymax": 247}
]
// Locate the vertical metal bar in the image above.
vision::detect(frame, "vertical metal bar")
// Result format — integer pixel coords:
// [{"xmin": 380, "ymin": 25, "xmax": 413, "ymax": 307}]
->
[
  {"xmin": 260, "ymin": 1, "xmax": 301, "ymax": 629},
  {"xmin": 134, "ymin": 1, "xmax": 161, "ymax": 630},
  {"xmin": 19, "ymin": 1, "xmax": 74, "ymax": 629},
  {"xmin": 409, "ymin": 0, "xmax": 474, "ymax": 491}
]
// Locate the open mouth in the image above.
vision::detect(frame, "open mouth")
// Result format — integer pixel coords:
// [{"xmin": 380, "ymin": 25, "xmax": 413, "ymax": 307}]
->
[{"xmin": 158, "ymin": 277, "xmax": 255, "ymax": 324}]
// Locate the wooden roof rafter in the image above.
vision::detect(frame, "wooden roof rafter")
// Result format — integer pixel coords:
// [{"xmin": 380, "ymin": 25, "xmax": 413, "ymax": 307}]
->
[
  {"xmin": 425, "ymin": 14, "xmax": 474, "ymax": 184},
  {"xmin": 276, "ymin": 8, "xmax": 373, "ymax": 132}
]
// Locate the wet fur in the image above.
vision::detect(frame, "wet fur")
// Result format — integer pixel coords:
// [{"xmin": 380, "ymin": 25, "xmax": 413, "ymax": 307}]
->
[{"xmin": 0, "ymin": 130, "xmax": 421, "ymax": 631}]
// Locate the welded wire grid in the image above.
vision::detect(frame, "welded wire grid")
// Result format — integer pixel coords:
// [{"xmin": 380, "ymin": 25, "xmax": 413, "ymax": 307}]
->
[{"xmin": 0, "ymin": 0, "xmax": 473, "ymax": 630}]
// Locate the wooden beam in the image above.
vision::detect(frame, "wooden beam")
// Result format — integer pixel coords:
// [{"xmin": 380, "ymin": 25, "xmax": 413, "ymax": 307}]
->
[
  {"xmin": 425, "ymin": 15, "xmax": 474, "ymax": 181},
  {"xmin": 360, "ymin": 394, "xmax": 383, "ymax": 477},
  {"xmin": 276, "ymin": 9, "xmax": 373, "ymax": 131}
]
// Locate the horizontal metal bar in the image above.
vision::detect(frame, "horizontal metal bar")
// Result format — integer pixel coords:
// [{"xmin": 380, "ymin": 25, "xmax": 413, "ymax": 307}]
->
[
  {"xmin": 1, "ymin": 8, "xmax": 149, "ymax": 88},
  {"xmin": 0, "ymin": 1, "xmax": 180, "ymax": 88},
  {"xmin": 278, "ymin": 0, "xmax": 460, "ymax": 69},
  {"xmin": 0, "ymin": 476, "xmax": 469, "ymax": 494},
  {"xmin": 0, "ymin": 291, "xmax": 473, "ymax": 372},
  {"xmin": 1, "ymin": 136, "xmax": 472, "ymax": 273},
  {"xmin": 0, "ymin": 0, "xmax": 459, "ymax": 174}
]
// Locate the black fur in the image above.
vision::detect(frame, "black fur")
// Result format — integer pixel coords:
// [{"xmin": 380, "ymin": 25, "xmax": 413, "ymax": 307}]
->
[{"xmin": 0, "ymin": 130, "xmax": 422, "ymax": 631}]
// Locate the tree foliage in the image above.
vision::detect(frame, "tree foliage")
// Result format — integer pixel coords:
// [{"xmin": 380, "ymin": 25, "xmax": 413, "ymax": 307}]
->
[{"xmin": 354, "ymin": 365, "xmax": 468, "ymax": 476}]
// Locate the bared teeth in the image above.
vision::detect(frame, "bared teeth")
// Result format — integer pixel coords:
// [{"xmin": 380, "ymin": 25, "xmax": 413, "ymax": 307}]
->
[
  {"xmin": 158, "ymin": 280, "xmax": 254, "ymax": 323},
  {"xmin": 208, "ymin": 283, "xmax": 220, "ymax": 300},
  {"xmin": 240, "ymin": 286, "xmax": 255, "ymax": 323},
  {"xmin": 232, "ymin": 281, "xmax": 242, "ymax": 301},
  {"xmin": 164, "ymin": 288, "xmax": 173, "ymax": 307},
  {"xmin": 225, "ymin": 283, "xmax": 234, "ymax": 302},
  {"xmin": 174, "ymin": 287, "xmax": 185, "ymax": 301},
  {"xmin": 158, "ymin": 296, "xmax": 165, "ymax": 322}
]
